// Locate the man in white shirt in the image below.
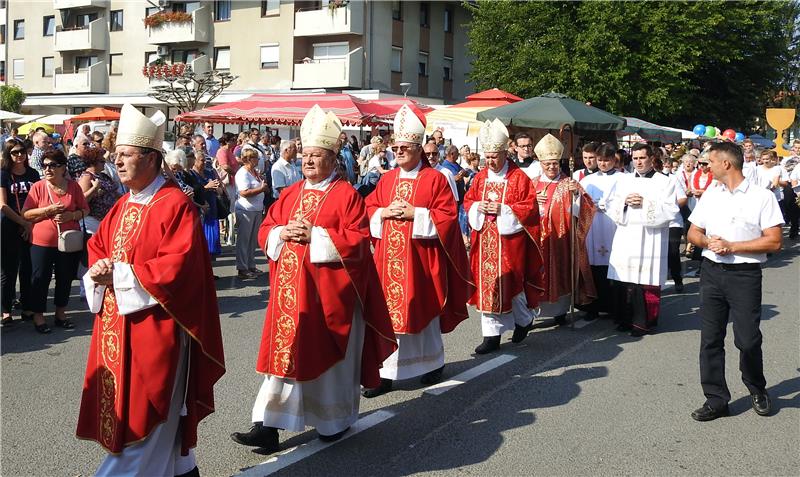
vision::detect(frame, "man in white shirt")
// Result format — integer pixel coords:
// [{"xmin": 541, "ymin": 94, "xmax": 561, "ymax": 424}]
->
[
  {"xmin": 687, "ymin": 141, "xmax": 783, "ymax": 422},
  {"xmin": 270, "ymin": 140, "xmax": 301, "ymax": 199}
]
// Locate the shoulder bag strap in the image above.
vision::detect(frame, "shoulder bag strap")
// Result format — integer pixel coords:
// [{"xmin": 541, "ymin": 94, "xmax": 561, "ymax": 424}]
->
[{"xmin": 46, "ymin": 183, "xmax": 63, "ymax": 236}]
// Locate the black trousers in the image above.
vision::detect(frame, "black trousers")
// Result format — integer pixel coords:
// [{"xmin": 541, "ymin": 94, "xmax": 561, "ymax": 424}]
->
[
  {"xmin": 780, "ymin": 188, "xmax": 799, "ymax": 237},
  {"xmin": 29, "ymin": 245, "xmax": 81, "ymax": 314},
  {"xmin": 667, "ymin": 227, "xmax": 683, "ymax": 283},
  {"xmin": 1, "ymin": 221, "xmax": 32, "ymax": 313},
  {"xmin": 699, "ymin": 258, "xmax": 766, "ymax": 409},
  {"xmin": 586, "ymin": 265, "xmax": 612, "ymax": 314}
]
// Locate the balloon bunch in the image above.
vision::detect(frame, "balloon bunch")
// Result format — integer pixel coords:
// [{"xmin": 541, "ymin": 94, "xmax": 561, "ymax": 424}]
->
[{"xmin": 692, "ymin": 124, "xmax": 745, "ymax": 142}]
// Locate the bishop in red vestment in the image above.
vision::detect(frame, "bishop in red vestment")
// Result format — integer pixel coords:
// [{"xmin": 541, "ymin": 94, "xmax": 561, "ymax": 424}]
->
[
  {"xmin": 78, "ymin": 104, "xmax": 225, "ymax": 477},
  {"xmin": 531, "ymin": 134, "xmax": 597, "ymax": 325},
  {"xmin": 362, "ymin": 105, "xmax": 473, "ymax": 397},
  {"xmin": 231, "ymin": 105, "xmax": 397, "ymax": 453},
  {"xmin": 464, "ymin": 118, "xmax": 544, "ymax": 354}
]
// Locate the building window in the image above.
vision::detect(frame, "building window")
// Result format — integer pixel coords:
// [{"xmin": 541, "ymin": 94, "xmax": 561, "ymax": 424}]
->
[
  {"xmin": 214, "ymin": 47, "xmax": 230, "ymax": 70},
  {"xmin": 260, "ymin": 44, "xmax": 279, "ymax": 69},
  {"xmin": 444, "ymin": 7, "xmax": 454, "ymax": 33},
  {"xmin": 145, "ymin": 6, "xmax": 159, "ymax": 18},
  {"xmin": 419, "ymin": 3, "xmax": 429, "ymax": 27},
  {"xmin": 75, "ymin": 56, "xmax": 99, "ymax": 71},
  {"xmin": 312, "ymin": 42, "xmax": 348, "ymax": 63},
  {"xmin": 1, "ymin": 25, "xmax": 5, "ymax": 44},
  {"xmin": 109, "ymin": 53, "xmax": 123, "ymax": 75},
  {"xmin": 145, "ymin": 51, "xmax": 158, "ymax": 65},
  {"xmin": 42, "ymin": 57, "xmax": 54, "ymax": 77},
  {"xmin": 0, "ymin": 61, "xmax": 5, "ymax": 82},
  {"xmin": 261, "ymin": 0, "xmax": 279, "ymax": 17},
  {"xmin": 172, "ymin": 49, "xmax": 199, "ymax": 64},
  {"xmin": 12, "ymin": 59, "xmax": 24, "ymax": 79},
  {"xmin": 391, "ymin": 47, "xmax": 402, "ymax": 73},
  {"xmin": 443, "ymin": 57, "xmax": 453, "ymax": 81},
  {"xmin": 391, "ymin": 1, "xmax": 402, "ymax": 21},
  {"xmin": 214, "ymin": 1, "xmax": 231, "ymax": 21},
  {"xmin": 13, "ymin": 20, "xmax": 24, "ymax": 40},
  {"xmin": 43, "ymin": 16, "xmax": 55, "ymax": 37},
  {"xmin": 110, "ymin": 10, "xmax": 124, "ymax": 31},
  {"xmin": 418, "ymin": 52, "xmax": 428, "ymax": 77}
]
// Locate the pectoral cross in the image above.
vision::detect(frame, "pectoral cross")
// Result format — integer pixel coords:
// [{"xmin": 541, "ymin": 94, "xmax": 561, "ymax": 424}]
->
[{"xmin": 597, "ymin": 245, "xmax": 609, "ymax": 257}]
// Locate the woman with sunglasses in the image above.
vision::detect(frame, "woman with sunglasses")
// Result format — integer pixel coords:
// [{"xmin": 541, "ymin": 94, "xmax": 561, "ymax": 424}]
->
[
  {"xmin": 21, "ymin": 150, "xmax": 89, "ymax": 333},
  {"xmin": 0, "ymin": 139, "xmax": 39, "ymax": 326}
]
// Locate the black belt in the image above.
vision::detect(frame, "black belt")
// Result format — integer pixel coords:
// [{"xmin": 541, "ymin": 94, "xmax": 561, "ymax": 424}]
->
[{"xmin": 703, "ymin": 257, "xmax": 761, "ymax": 271}]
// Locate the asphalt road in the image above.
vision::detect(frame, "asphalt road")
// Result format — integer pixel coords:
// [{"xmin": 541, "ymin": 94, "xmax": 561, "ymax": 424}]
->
[{"xmin": 2, "ymin": 236, "xmax": 798, "ymax": 477}]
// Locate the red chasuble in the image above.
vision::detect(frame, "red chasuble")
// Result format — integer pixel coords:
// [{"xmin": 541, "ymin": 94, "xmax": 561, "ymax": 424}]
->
[
  {"xmin": 365, "ymin": 162, "xmax": 473, "ymax": 335},
  {"xmin": 463, "ymin": 161, "xmax": 544, "ymax": 313},
  {"xmin": 256, "ymin": 178, "xmax": 397, "ymax": 389},
  {"xmin": 532, "ymin": 176, "xmax": 597, "ymax": 305},
  {"xmin": 77, "ymin": 181, "xmax": 225, "ymax": 455}
]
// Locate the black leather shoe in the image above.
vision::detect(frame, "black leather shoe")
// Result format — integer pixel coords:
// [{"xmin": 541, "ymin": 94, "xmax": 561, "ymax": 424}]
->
[
  {"xmin": 474, "ymin": 336, "xmax": 501, "ymax": 354},
  {"xmin": 674, "ymin": 280, "xmax": 684, "ymax": 293},
  {"xmin": 231, "ymin": 422, "xmax": 279, "ymax": 450},
  {"xmin": 554, "ymin": 314, "xmax": 567, "ymax": 326},
  {"xmin": 511, "ymin": 322, "xmax": 533, "ymax": 343},
  {"xmin": 362, "ymin": 378, "xmax": 392, "ymax": 398},
  {"xmin": 751, "ymin": 392, "xmax": 771, "ymax": 416},
  {"xmin": 319, "ymin": 426, "xmax": 350, "ymax": 442},
  {"xmin": 691, "ymin": 403, "xmax": 729, "ymax": 422},
  {"xmin": 420, "ymin": 365, "xmax": 445, "ymax": 384}
]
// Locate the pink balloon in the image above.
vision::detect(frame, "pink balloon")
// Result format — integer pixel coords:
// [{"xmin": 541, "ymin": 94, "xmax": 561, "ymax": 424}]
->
[{"xmin": 722, "ymin": 129, "xmax": 736, "ymax": 140}]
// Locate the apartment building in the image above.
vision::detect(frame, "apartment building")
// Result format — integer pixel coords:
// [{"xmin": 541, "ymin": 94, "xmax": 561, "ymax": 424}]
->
[{"xmin": 2, "ymin": 0, "xmax": 474, "ymax": 117}]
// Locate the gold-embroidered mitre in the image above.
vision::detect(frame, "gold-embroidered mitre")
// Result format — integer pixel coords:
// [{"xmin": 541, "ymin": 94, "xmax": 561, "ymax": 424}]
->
[
  {"xmin": 300, "ymin": 104, "xmax": 343, "ymax": 153},
  {"xmin": 393, "ymin": 105, "xmax": 426, "ymax": 145},
  {"xmin": 534, "ymin": 133, "xmax": 564, "ymax": 161},
  {"xmin": 116, "ymin": 103, "xmax": 166, "ymax": 151},
  {"xmin": 479, "ymin": 118, "xmax": 509, "ymax": 153}
]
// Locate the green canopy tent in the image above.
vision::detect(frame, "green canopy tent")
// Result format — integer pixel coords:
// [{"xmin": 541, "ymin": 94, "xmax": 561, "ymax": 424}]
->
[{"xmin": 619, "ymin": 117, "xmax": 682, "ymax": 143}]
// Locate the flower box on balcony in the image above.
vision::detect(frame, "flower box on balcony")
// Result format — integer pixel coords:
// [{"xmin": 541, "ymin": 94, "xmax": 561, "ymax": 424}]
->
[
  {"xmin": 144, "ymin": 11, "xmax": 193, "ymax": 28},
  {"xmin": 142, "ymin": 62, "xmax": 188, "ymax": 79}
]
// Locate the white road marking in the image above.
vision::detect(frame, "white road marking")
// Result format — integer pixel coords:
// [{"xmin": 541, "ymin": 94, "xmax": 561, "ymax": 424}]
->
[
  {"xmin": 424, "ymin": 354, "xmax": 517, "ymax": 396},
  {"xmin": 235, "ymin": 410, "xmax": 396, "ymax": 477}
]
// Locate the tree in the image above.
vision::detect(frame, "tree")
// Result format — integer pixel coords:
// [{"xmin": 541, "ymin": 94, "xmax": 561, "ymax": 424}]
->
[
  {"xmin": 1, "ymin": 85, "xmax": 27, "ymax": 113},
  {"xmin": 466, "ymin": 0, "xmax": 797, "ymax": 131},
  {"xmin": 146, "ymin": 65, "xmax": 237, "ymax": 115}
]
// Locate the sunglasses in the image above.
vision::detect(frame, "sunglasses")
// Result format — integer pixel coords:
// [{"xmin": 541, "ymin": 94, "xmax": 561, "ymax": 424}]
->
[
  {"xmin": 10, "ymin": 149, "xmax": 25, "ymax": 156},
  {"xmin": 42, "ymin": 162, "xmax": 64, "ymax": 169},
  {"xmin": 425, "ymin": 152, "xmax": 438, "ymax": 157},
  {"xmin": 698, "ymin": 162, "xmax": 709, "ymax": 166}
]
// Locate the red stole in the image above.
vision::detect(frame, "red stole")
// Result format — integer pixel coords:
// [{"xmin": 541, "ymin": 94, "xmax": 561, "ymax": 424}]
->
[
  {"xmin": 463, "ymin": 162, "xmax": 543, "ymax": 313},
  {"xmin": 366, "ymin": 164, "xmax": 473, "ymax": 335},
  {"xmin": 692, "ymin": 170, "xmax": 713, "ymax": 191},
  {"xmin": 257, "ymin": 179, "xmax": 396, "ymax": 388},
  {"xmin": 532, "ymin": 176, "xmax": 597, "ymax": 304},
  {"xmin": 77, "ymin": 182, "xmax": 225, "ymax": 455}
]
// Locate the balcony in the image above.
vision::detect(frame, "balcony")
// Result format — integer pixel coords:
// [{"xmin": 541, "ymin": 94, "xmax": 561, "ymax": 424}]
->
[
  {"xmin": 294, "ymin": 2, "xmax": 364, "ymax": 37},
  {"xmin": 146, "ymin": 6, "xmax": 210, "ymax": 45},
  {"xmin": 54, "ymin": 18, "xmax": 108, "ymax": 52},
  {"xmin": 147, "ymin": 55, "xmax": 211, "ymax": 90},
  {"xmin": 53, "ymin": 0, "xmax": 107, "ymax": 10},
  {"xmin": 53, "ymin": 62, "xmax": 108, "ymax": 94},
  {"xmin": 293, "ymin": 47, "xmax": 363, "ymax": 89}
]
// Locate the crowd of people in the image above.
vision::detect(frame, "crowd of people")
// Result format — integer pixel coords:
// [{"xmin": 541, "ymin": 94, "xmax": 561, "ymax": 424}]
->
[{"xmin": 0, "ymin": 103, "xmax": 795, "ymax": 475}]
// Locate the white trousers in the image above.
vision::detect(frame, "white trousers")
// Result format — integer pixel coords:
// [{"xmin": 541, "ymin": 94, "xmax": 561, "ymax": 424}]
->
[
  {"xmin": 380, "ymin": 317, "xmax": 444, "ymax": 380},
  {"xmin": 251, "ymin": 308, "xmax": 365, "ymax": 437},
  {"xmin": 481, "ymin": 292, "xmax": 536, "ymax": 337},
  {"xmin": 96, "ymin": 331, "xmax": 196, "ymax": 477},
  {"xmin": 538, "ymin": 294, "xmax": 571, "ymax": 318}
]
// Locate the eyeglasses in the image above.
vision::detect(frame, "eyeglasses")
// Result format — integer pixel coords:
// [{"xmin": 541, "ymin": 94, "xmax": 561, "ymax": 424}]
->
[
  {"xmin": 10, "ymin": 149, "xmax": 25, "ymax": 156},
  {"xmin": 394, "ymin": 145, "xmax": 417, "ymax": 154},
  {"xmin": 425, "ymin": 152, "xmax": 438, "ymax": 157},
  {"xmin": 42, "ymin": 162, "xmax": 64, "ymax": 169},
  {"xmin": 698, "ymin": 162, "xmax": 709, "ymax": 166},
  {"xmin": 518, "ymin": 144, "xmax": 534, "ymax": 149}
]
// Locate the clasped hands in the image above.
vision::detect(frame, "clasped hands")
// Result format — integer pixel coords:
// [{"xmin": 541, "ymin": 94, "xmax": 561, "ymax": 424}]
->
[
  {"xmin": 381, "ymin": 200, "xmax": 415, "ymax": 221},
  {"xmin": 477, "ymin": 201, "xmax": 501, "ymax": 216},
  {"xmin": 279, "ymin": 219, "xmax": 313, "ymax": 243},
  {"xmin": 625, "ymin": 193, "xmax": 643, "ymax": 208},
  {"xmin": 706, "ymin": 235, "xmax": 733, "ymax": 256},
  {"xmin": 89, "ymin": 258, "xmax": 114, "ymax": 286}
]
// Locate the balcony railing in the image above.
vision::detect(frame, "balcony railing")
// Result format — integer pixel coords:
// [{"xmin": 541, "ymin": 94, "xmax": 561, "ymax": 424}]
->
[
  {"xmin": 53, "ymin": 61, "xmax": 108, "ymax": 94},
  {"xmin": 294, "ymin": 2, "xmax": 364, "ymax": 37},
  {"xmin": 293, "ymin": 47, "xmax": 363, "ymax": 89},
  {"xmin": 53, "ymin": 0, "xmax": 107, "ymax": 10},
  {"xmin": 146, "ymin": 55, "xmax": 211, "ymax": 90},
  {"xmin": 54, "ymin": 18, "xmax": 108, "ymax": 52},
  {"xmin": 146, "ymin": 6, "xmax": 210, "ymax": 44}
]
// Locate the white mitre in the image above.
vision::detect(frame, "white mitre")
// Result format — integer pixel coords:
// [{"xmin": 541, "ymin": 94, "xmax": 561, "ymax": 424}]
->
[
  {"xmin": 116, "ymin": 103, "xmax": 166, "ymax": 151},
  {"xmin": 478, "ymin": 118, "xmax": 509, "ymax": 152},
  {"xmin": 300, "ymin": 104, "xmax": 342, "ymax": 153},
  {"xmin": 393, "ymin": 105, "xmax": 425, "ymax": 145},
  {"xmin": 534, "ymin": 133, "xmax": 564, "ymax": 161}
]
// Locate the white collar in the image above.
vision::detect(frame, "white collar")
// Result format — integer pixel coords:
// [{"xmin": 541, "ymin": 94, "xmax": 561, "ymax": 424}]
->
[
  {"xmin": 398, "ymin": 160, "xmax": 423, "ymax": 179},
  {"xmin": 720, "ymin": 178, "xmax": 750, "ymax": 195},
  {"xmin": 304, "ymin": 170, "xmax": 338, "ymax": 190},
  {"xmin": 487, "ymin": 160, "xmax": 509, "ymax": 181},
  {"xmin": 539, "ymin": 172, "xmax": 561, "ymax": 183},
  {"xmin": 128, "ymin": 174, "xmax": 166, "ymax": 205}
]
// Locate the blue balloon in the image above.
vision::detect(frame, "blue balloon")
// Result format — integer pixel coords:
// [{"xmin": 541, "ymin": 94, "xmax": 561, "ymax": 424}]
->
[
  {"xmin": 693, "ymin": 124, "xmax": 706, "ymax": 136},
  {"xmin": 734, "ymin": 132, "xmax": 745, "ymax": 142}
]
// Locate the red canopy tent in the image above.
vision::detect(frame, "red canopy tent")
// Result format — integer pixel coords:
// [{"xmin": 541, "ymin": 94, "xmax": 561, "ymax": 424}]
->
[
  {"xmin": 175, "ymin": 93, "xmax": 386, "ymax": 126},
  {"xmin": 361, "ymin": 98, "xmax": 434, "ymax": 122},
  {"xmin": 65, "ymin": 107, "xmax": 122, "ymax": 143}
]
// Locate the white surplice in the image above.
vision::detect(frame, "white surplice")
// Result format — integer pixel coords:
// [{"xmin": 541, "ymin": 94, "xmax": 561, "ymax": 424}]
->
[
  {"xmin": 580, "ymin": 169, "xmax": 621, "ymax": 266},
  {"xmin": 607, "ymin": 171, "xmax": 677, "ymax": 287},
  {"xmin": 369, "ymin": 161, "xmax": 445, "ymax": 380}
]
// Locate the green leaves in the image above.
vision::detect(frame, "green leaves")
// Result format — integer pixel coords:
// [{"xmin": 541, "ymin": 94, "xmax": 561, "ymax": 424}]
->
[
  {"xmin": 466, "ymin": 0, "xmax": 798, "ymax": 131},
  {"xmin": 0, "ymin": 85, "xmax": 26, "ymax": 113}
]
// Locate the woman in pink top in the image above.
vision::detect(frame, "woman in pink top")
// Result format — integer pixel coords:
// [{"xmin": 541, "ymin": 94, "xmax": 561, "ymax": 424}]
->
[
  {"xmin": 22, "ymin": 149, "xmax": 89, "ymax": 333},
  {"xmin": 216, "ymin": 132, "xmax": 240, "ymax": 245}
]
